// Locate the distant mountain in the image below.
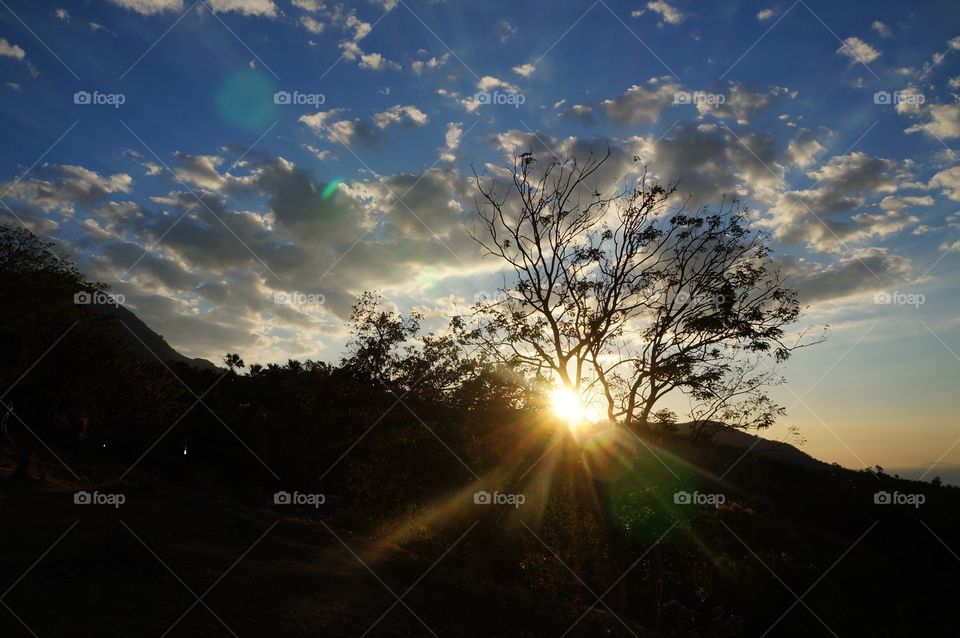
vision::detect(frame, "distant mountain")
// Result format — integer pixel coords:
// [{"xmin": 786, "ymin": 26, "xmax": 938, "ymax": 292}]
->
[
  {"xmin": 676, "ymin": 421, "xmax": 830, "ymax": 471},
  {"xmin": 89, "ymin": 302, "xmax": 220, "ymax": 372},
  {"xmin": 887, "ymin": 464, "xmax": 960, "ymax": 487}
]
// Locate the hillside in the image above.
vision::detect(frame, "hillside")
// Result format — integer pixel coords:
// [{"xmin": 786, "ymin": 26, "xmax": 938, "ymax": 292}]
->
[{"xmin": 88, "ymin": 302, "xmax": 220, "ymax": 372}]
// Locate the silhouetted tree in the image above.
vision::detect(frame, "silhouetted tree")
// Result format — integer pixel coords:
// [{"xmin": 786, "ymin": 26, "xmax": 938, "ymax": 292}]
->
[
  {"xmin": 223, "ymin": 353, "xmax": 245, "ymax": 373},
  {"xmin": 341, "ymin": 291, "xmax": 422, "ymax": 384},
  {"xmin": 466, "ymin": 151, "xmax": 822, "ymax": 434}
]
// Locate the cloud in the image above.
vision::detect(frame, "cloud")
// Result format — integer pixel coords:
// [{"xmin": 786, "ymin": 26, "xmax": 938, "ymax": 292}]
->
[
  {"xmin": 905, "ymin": 104, "xmax": 960, "ymax": 139},
  {"xmin": 0, "ymin": 37, "xmax": 26, "ymax": 61},
  {"xmin": 168, "ymin": 152, "xmax": 257, "ymax": 195},
  {"xmin": 871, "ymin": 20, "xmax": 892, "ymax": 37},
  {"xmin": 756, "ymin": 9, "xmax": 775, "ymax": 21},
  {"xmin": 440, "ymin": 122, "xmax": 462, "ymax": 163},
  {"xmin": 299, "ymin": 16, "xmax": 325, "ymax": 33},
  {"xmin": 644, "ymin": 1, "xmax": 684, "ymax": 26},
  {"xmin": 306, "ymin": 4, "xmax": 397, "ymax": 71},
  {"xmin": 71, "ymin": 153, "xmax": 484, "ymax": 354},
  {"xmin": 338, "ymin": 40, "xmax": 400, "ymax": 72},
  {"xmin": 836, "ymin": 37, "xmax": 881, "ymax": 64},
  {"xmin": 1, "ymin": 164, "xmax": 133, "ymax": 214},
  {"xmin": 696, "ymin": 83, "xmax": 795, "ymax": 125},
  {"xmin": 477, "ymin": 76, "xmax": 520, "ymax": 94},
  {"xmin": 789, "ymin": 248, "xmax": 913, "ymax": 304},
  {"xmin": 762, "ymin": 152, "xmax": 915, "ymax": 251},
  {"xmin": 357, "ymin": 51, "xmax": 401, "ymax": 71},
  {"xmin": 512, "ymin": 63, "xmax": 536, "ymax": 78},
  {"xmin": 930, "ymin": 166, "xmax": 960, "ymax": 201},
  {"xmin": 498, "ymin": 19, "xmax": 517, "ymax": 43},
  {"xmin": 206, "ymin": 0, "xmax": 277, "ymax": 16},
  {"xmin": 786, "ymin": 129, "xmax": 829, "ymax": 168},
  {"xmin": 107, "ymin": 0, "xmax": 184, "ymax": 14},
  {"xmin": 291, "ymin": 0, "xmax": 323, "ymax": 10},
  {"xmin": 631, "ymin": 122, "xmax": 786, "ymax": 204},
  {"xmin": 411, "ymin": 53, "xmax": 448, "ymax": 75},
  {"xmin": 300, "ymin": 105, "xmax": 428, "ymax": 147},
  {"xmin": 878, "ymin": 195, "xmax": 935, "ymax": 212},
  {"xmin": 54, "ymin": 8, "xmax": 70, "ymax": 21},
  {"xmin": 600, "ymin": 80, "xmax": 681, "ymax": 125},
  {"xmin": 108, "ymin": 0, "xmax": 277, "ymax": 15}
]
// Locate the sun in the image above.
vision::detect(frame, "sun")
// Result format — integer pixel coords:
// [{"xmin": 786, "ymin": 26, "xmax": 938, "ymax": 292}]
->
[{"xmin": 549, "ymin": 388, "xmax": 588, "ymax": 429}]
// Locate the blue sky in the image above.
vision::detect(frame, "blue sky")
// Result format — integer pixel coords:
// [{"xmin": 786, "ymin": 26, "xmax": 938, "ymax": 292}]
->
[{"xmin": 1, "ymin": 0, "xmax": 959, "ymax": 472}]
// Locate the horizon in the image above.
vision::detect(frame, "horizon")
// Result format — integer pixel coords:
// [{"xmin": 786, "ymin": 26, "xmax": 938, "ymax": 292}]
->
[{"xmin": 2, "ymin": 1, "xmax": 959, "ymax": 475}]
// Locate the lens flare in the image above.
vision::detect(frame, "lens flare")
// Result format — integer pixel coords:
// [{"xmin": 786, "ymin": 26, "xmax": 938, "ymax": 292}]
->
[{"xmin": 321, "ymin": 178, "xmax": 343, "ymax": 200}]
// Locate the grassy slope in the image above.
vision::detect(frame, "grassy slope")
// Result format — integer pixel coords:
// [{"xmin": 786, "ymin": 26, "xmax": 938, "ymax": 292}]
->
[{"xmin": 0, "ymin": 446, "xmax": 646, "ymax": 638}]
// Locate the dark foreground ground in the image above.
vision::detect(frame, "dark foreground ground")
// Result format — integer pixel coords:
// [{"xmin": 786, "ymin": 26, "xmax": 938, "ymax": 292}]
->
[
  {"xmin": 3, "ymin": 439, "xmax": 960, "ymax": 638},
  {"xmin": 0, "ymin": 446, "xmax": 646, "ymax": 638}
]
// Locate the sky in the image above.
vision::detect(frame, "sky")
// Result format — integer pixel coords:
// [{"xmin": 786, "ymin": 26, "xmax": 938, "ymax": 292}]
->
[{"xmin": 1, "ymin": 0, "xmax": 958, "ymax": 475}]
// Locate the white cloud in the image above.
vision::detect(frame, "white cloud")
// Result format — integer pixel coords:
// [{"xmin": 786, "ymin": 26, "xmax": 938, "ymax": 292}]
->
[
  {"xmin": 930, "ymin": 166, "xmax": 960, "ymax": 200},
  {"xmin": 786, "ymin": 132, "xmax": 827, "ymax": 168},
  {"xmin": 301, "ymin": 105, "xmax": 428, "ymax": 147},
  {"xmin": 836, "ymin": 37, "xmax": 881, "ymax": 64},
  {"xmin": 763, "ymin": 152, "xmax": 912, "ymax": 251},
  {"xmin": 358, "ymin": 51, "xmax": 401, "ymax": 71},
  {"xmin": 373, "ymin": 104, "xmax": 428, "ymax": 127},
  {"xmin": 291, "ymin": 0, "xmax": 324, "ymax": 10},
  {"xmin": 301, "ymin": 144, "xmax": 331, "ymax": 160},
  {"xmin": 440, "ymin": 122, "xmax": 462, "ymax": 163},
  {"xmin": 299, "ymin": 16, "xmax": 324, "ymax": 33},
  {"xmin": 108, "ymin": 0, "xmax": 184, "ymax": 14},
  {"xmin": 756, "ymin": 9, "xmax": 775, "ymax": 21},
  {"xmin": 0, "ymin": 37, "xmax": 26, "ymax": 60},
  {"xmin": 206, "ymin": 0, "xmax": 276, "ymax": 17},
  {"xmin": 1, "ymin": 164, "xmax": 132, "ymax": 214},
  {"xmin": 600, "ymin": 80, "xmax": 681, "ymax": 124},
  {"xmin": 512, "ymin": 63, "xmax": 536, "ymax": 78},
  {"xmin": 696, "ymin": 83, "xmax": 795, "ymax": 125},
  {"xmin": 905, "ymin": 104, "xmax": 960, "ymax": 139},
  {"xmin": 871, "ymin": 20, "xmax": 892, "ymax": 37},
  {"xmin": 644, "ymin": 0, "xmax": 684, "ymax": 25},
  {"xmin": 879, "ymin": 195, "xmax": 934, "ymax": 211},
  {"xmin": 477, "ymin": 76, "xmax": 520, "ymax": 94},
  {"xmin": 498, "ymin": 19, "xmax": 517, "ymax": 43},
  {"xmin": 108, "ymin": 0, "xmax": 276, "ymax": 15},
  {"xmin": 411, "ymin": 53, "xmax": 448, "ymax": 75},
  {"xmin": 54, "ymin": 8, "xmax": 70, "ymax": 21}
]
